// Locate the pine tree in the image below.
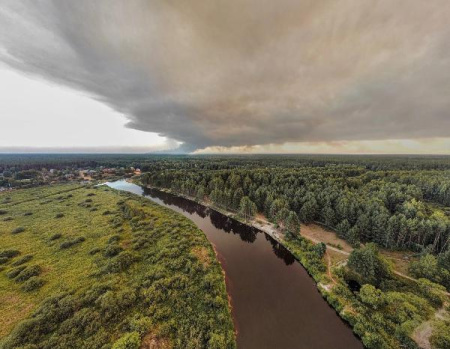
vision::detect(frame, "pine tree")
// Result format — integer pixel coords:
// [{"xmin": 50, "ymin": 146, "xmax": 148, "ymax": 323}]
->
[
  {"xmin": 285, "ymin": 211, "xmax": 300, "ymax": 236},
  {"xmin": 239, "ymin": 196, "xmax": 257, "ymax": 222}
]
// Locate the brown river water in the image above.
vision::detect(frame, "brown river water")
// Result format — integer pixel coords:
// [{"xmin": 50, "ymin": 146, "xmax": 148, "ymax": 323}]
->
[{"xmin": 106, "ymin": 180, "xmax": 363, "ymax": 349}]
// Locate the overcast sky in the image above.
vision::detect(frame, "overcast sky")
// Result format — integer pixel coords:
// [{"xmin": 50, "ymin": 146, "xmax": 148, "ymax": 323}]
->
[{"xmin": 0, "ymin": 0, "xmax": 449, "ymax": 154}]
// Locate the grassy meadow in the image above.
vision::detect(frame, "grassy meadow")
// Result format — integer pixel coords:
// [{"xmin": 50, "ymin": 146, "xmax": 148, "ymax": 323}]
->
[{"xmin": 0, "ymin": 184, "xmax": 235, "ymax": 349}]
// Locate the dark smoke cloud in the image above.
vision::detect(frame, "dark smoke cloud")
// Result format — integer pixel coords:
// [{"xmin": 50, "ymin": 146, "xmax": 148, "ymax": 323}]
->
[{"xmin": 1, "ymin": 0, "xmax": 450, "ymax": 150}]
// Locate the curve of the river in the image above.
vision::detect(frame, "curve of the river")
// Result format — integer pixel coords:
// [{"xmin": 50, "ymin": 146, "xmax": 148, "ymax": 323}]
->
[{"xmin": 106, "ymin": 180, "xmax": 362, "ymax": 349}]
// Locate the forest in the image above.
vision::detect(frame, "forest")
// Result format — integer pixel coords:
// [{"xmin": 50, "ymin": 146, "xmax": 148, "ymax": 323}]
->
[
  {"xmin": 140, "ymin": 160, "xmax": 450, "ymax": 254},
  {"xmin": 0, "ymin": 183, "xmax": 235, "ymax": 348},
  {"xmin": 135, "ymin": 155, "xmax": 450, "ymax": 349}
]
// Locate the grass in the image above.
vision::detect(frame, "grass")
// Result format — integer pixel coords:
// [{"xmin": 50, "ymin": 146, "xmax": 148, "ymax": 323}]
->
[{"xmin": 0, "ymin": 184, "xmax": 235, "ymax": 348}]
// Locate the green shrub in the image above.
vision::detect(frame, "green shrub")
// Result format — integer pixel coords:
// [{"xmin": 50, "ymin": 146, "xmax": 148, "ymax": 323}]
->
[
  {"xmin": 104, "ymin": 251, "xmax": 135, "ymax": 273},
  {"xmin": 430, "ymin": 319, "xmax": 450, "ymax": 349},
  {"xmin": 55, "ymin": 213, "xmax": 64, "ymax": 219},
  {"xmin": 112, "ymin": 332, "xmax": 140, "ymax": 349},
  {"xmin": 6, "ymin": 266, "xmax": 27, "ymax": 279},
  {"xmin": 104, "ymin": 245, "xmax": 123, "ymax": 258},
  {"xmin": 359, "ymin": 284, "xmax": 386, "ymax": 310},
  {"xmin": 60, "ymin": 236, "xmax": 85, "ymax": 249},
  {"xmin": 16, "ymin": 265, "xmax": 42, "ymax": 282},
  {"xmin": 50, "ymin": 233, "xmax": 62, "ymax": 241},
  {"xmin": 0, "ymin": 257, "xmax": 9, "ymax": 264},
  {"xmin": 12, "ymin": 227, "xmax": 25, "ymax": 234},
  {"xmin": 208, "ymin": 332, "xmax": 228, "ymax": 349},
  {"xmin": 3, "ymin": 216, "xmax": 13, "ymax": 221},
  {"xmin": 312, "ymin": 242, "xmax": 326, "ymax": 258},
  {"xmin": 0, "ymin": 249, "xmax": 20, "ymax": 259},
  {"xmin": 0, "ymin": 209, "xmax": 8, "ymax": 215},
  {"xmin": 126, "ymin": 315, "xmax": 153, "ymax": 336},
  {"xmin": 21, "ymin": 277, "xmax": 45, "ymax": 292},
  {"xmin": 12, "ymin": 255, "xmax": 33, "ymax": 266},
  {"xmin": 24, "ymin": 212, "xmax": 33, "ymax": 216},
  {"xmin": 107, "ymin": 235, "xmax": 120, "ymax": 244},
  {"xmin": 89, "ymin": 247, "xmax": 101, "ymax": 255}
]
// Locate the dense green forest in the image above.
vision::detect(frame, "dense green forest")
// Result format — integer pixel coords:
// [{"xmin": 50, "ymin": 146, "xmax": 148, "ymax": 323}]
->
[
  {"xmin": 132, "ymin": 155, "xmax": 450, "ymax": 349},
  {"xmin": 141, "ymin": 162, "xmax": 450, "ymax": 259},
  {"xmin": 0, "ymin": 184, "xmax": 235, "ymax": 349}
]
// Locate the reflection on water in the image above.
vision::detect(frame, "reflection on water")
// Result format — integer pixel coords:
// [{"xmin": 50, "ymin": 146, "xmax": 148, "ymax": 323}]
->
[
  {"xmin": 265, "ymin": 234, "xmax": 296, "ymax": 266},
  {"xmin": 146, "ymin": 187, "xmax": 261, "ymax": 244},
  {"xmin": 108, "ymin": 180, "xmax": 363, "ymax": 349}
]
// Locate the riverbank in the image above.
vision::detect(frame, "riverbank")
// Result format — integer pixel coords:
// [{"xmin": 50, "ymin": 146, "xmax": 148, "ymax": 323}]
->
[
  {"xmin": 114, "ymin": 179, "xmax": 362, "ymax": 349},
  {"xmin": 132, "ymin": 181, "xmax": 358, "ymax": 325},
  {"xmin": 134, "ymin": 178, "xmax": 450, "ymax": 349}
]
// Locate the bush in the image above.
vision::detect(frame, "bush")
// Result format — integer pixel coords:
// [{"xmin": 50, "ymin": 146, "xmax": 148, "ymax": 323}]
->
[
  {"xmin": 21, "ymin": 277, "xmax": 45, "ymax": 292},
  {"xmin": 55, "ymin": 213, "xmax": 64, "ymax": 219},
  {"xmin": 112, "ymin": 332, "xmax": 140, "ymax": 349},
  {"xmin": 6, "ymin": 266, "xmax": 27, "ymax": 279},
  {"xmin": 49, "ymin": 233, "xmax": 62, "ymax": 241},
  {"xmin": 430, "ymin": 319, "xmax": 450, "ymax": 349},
  {"xmin": 60, "ymin": 237, "xmax": 85, "ymax": 249},
  {"xmin": 104, "ymin": 245, "xmax": 123, "ymax": 258},
  {"xmin": 107, "ymin": 235, "xmax": 121, "ymax": 244},
  {"xmin": 3, "ymin": 216, "xmax": 13, "ymax": 221},
  {"xmin": 12, "ymin": 255, "xmax": 33, "ymax": 266},
  {"xmin": 24, "ymin": 212, "xmax": 33, "ymax": 216},
  {"xmin": 89, "ymin": 247, "xmax": 102, "ymax": 255},
  {"xmin": 16, "ymin": 265, "xmax": 41, "ymax": 282},
  {"xmin": 0, "ymin": 249, "xmax": 20, "ymax": 259},
  {"xmin": 0, "ymin": 209, "xmax": 8, "ymax": 215},
  {"xmin": 12, "ymin": 227, "xmax": 25, "ymax": 234},
  {"xmin": 313, "ymin": 242, "xmax": 327, "ymax": 258},
  {"xmin": 359, "ymin": 284, "xmax": 386, "ymax": 309},
  {"xmin": 347, "ymin": 243, "xmax": 391, "ymax": 286},
  {"xmin": 104, "ymin": 252, "xmax": 135, "ymax": 273},
  {"xmin": 0, "ymin": 257, "xmax": 9, "ymax": 264}
]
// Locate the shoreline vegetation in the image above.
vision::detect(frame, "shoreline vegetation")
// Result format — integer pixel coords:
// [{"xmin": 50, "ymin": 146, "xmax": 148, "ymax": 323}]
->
[
  {"xmin": 136, "ymin": 177, "xmax": 450, "ymax": 349},
  {"xmin": 0, "ymin": 183, "xmax": 236, "ymax": 349}
]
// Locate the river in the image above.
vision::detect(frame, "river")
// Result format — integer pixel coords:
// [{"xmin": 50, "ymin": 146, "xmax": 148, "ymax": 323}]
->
[{"xmin": 106, "ymin": 180, "xmax": 363, "ymax": 349}]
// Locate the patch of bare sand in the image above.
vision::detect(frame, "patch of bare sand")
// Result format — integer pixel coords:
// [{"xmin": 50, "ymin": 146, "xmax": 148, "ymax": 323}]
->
[
  {"xmin": 412, "ymin": 305, "xmax": 449, "ymax": 349},
  {"xmin": 301, "ymin": 223, "xmax": 353, "ymax": 253}
]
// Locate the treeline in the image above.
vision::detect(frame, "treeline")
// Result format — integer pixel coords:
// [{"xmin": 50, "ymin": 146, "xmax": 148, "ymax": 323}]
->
[
  {"xmin": 2, "ymin": 154, "xmax": 450, "ymax": 173},
  {"xmin": 141, "ymin": 166, "xmax": 450, "ymax": 255}
]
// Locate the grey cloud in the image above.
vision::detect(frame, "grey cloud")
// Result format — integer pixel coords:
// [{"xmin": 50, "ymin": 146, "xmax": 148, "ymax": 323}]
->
[{"xmin": 1, "ymin": 0, "xmax": 450, "ymax": 150}]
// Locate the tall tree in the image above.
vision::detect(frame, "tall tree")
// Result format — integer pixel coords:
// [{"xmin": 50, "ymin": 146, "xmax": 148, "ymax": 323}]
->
[
  {"xmin": 239, "ymin": 196, "xmax": 257, "ymax": 222},
  {"xmin": 285, "ymin": 211, "xmax": 300, "ymax": 236}
]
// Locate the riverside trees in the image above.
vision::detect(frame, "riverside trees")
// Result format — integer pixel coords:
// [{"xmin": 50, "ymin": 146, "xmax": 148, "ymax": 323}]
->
[
  {"xmin": 239, "ymin": 196, "xmax": 256, "ymax": 221},
  {"xmin": 141, "ymin": 161, "xmax": 450, "ymax": 257}
]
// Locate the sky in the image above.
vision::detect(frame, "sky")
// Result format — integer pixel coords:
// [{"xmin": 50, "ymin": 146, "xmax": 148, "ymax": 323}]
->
[{"xmin": 0, "ymin": 0, "xmax": 449, "ymax": 154}]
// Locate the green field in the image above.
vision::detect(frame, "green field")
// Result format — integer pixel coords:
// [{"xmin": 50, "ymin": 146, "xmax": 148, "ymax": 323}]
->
[{"xmin": 0, "ymin": 184, "xmax": 235, "ymax": 349}]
